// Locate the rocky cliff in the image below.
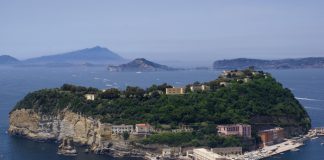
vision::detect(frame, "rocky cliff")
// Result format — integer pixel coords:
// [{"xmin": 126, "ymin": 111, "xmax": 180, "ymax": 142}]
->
[{"xmin": 8, "ymin": 109, "xmax": 143, "ymax": 157}]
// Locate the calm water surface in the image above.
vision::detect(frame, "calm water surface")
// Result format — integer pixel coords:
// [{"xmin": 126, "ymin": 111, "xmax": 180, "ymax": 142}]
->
[{"xmin": 0, "ymin": 67, "xmax": 323, "ymax": 160}]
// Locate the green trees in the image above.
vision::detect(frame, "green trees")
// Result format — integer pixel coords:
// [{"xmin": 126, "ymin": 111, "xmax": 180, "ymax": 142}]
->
[
  {"xmin": 124, "ymin": 86, "xmax": 145, "ymax": 98},
  {"xmin": 122, "ymin": 132, "xmax": 130, "ymax": 141},
  {"xmin": 13, "ymin": 71, "xmax": 311, "ymax": 145},
  {"xmin": 100, "ymin": 88, "xmax": 120, "ymax": 99}
]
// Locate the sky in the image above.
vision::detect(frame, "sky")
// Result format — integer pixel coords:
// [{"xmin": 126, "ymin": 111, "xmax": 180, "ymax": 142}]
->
[{"xmin": 1, "ymin": 0, "xmax": 324, "ymax": 65}]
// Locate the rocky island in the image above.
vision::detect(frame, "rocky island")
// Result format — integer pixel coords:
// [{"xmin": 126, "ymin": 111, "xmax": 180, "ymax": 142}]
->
[
  {"xmin": 8, "ymin": 68, "xmax": 311, "ymax": 159},
  {"xmin": 213, "ymin": 57, "xmax": 324, "ymax": 69},
  {"xmin": 107, "ymin": 58, "xmax": 178, "ymax": 72}
]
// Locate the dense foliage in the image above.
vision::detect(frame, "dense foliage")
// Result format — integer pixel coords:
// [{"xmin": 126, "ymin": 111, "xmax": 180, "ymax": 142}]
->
[{"xmin": 13, "ymin": 70, "xmax": 311, "ymax": 147}]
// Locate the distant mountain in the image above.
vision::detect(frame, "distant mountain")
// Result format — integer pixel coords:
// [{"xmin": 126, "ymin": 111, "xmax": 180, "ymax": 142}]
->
[
  {"xmin": 213, "ymin": 57, "xmax": 324, "ymax": 69},
  {"xmin": 107, "ymin": 58, "xmax": 178, "ymax": 72},
  {"xmin": 24, "ymin": 46, "xmax": 125, "ymax": 65},
  {"xmin": 0, "ymin": 55, "xmax": 20, "ymax": 65}
]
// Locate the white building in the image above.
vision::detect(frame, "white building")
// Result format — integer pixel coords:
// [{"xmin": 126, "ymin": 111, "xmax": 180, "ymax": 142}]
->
[
  {"xmin": 135, "ymin": 123, "xmax": 153, "ymax": 134},
  {"xmin": 112, "ymin": 124, "xmax": 134, "ymax": 134},
  {"xmin": 193, "ymin": 148, "xmax": 228, "ymax": 160},
  {"xmin": 190, "ymin": 85, "xmax": 210, "ymax": 92},
  {"xmin": 219, "ymin": 82, "xmax": 229, "ymax": 87},
  {"xmin": 84, "ymin": 94, "xmax": 95, "ymax": 101}
]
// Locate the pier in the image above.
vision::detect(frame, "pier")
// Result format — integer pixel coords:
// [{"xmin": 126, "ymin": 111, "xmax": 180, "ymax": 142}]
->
[{"xmin": 310, "ymin": 128, "xmax": 324, "ymax": 136}]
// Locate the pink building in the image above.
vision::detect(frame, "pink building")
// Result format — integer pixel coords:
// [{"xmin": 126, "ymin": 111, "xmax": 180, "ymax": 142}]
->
[{"xmin": 217, "ymin": 124, "xmax": 251, "ymax": 138}]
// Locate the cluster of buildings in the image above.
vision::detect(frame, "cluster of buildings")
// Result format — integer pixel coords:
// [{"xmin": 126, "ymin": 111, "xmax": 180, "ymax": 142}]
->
[{"xmin": 165, "ymin": 84, "xmax": 210, "ymax": 95}]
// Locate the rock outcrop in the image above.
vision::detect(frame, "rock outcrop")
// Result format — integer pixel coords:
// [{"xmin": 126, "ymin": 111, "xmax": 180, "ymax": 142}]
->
[{"xmin": 8, "ymin": 109, "xmax": 143, "ymax": 157}]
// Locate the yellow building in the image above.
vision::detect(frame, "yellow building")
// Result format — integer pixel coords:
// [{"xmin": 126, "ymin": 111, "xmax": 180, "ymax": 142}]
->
[{"xmin": 166, "ymin": 87, "xmax": 185, "ymax": 95}]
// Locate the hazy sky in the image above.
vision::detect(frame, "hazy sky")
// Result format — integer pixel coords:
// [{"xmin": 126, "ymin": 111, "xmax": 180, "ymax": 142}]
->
[{"xmin": 1, "ymin": 0, "xmax": 324, "ymax": 64}]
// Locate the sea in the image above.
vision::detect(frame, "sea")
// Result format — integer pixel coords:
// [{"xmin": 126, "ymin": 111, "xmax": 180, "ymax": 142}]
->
[{"xmin": 0, "ymin": 66, "xmax": 323, "ymax": 160}]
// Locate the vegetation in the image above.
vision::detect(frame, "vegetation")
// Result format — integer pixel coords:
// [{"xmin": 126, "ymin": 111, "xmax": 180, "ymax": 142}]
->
[{"xmin": 12, "ymin": 69, "xmax": 311, "ymax": 147}]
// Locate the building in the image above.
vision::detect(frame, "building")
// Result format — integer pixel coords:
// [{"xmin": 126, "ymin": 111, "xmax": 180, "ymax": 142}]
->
[
  {"xmin": 111, "ymin": 124, "xmax": 134, "ymax": 134},
  {"xmin": 217, "ymin": 124, "xmax": 251, "ymax": 138},
  {"xmin": 219, "ymin": 82, "xmax": 229, "ymax": 87},
  {"xmin": 166, "ymin": 87, "xmax": 185, "ymax": 95},
  {"xmin": 221, "ymin": 70, "xmax": 244, "ymax": 78},
  {"xmin": 84, "ymin": 94, "xmax": 95, "ymax": 101},
  {"xmin": 258, "ymin": 127, "xmax": 285, "ymax": 147},
  {"xmin": 211, "ymin": 147, "xmax": 242, "ymax": 155},
  {"xmin": 193, "ymin": 148, "xmax": 228, "ymax": 160},
  {"xmin": 190, "ymin": 85, "xmax": 210, "ymax": 92},
  {"xmin": 135, "ymin": 123, "xmax": 153, "ymax": 134},
  {"xmin": 162, "ymin": 147, "xmax": 181, "ymax": 158}
]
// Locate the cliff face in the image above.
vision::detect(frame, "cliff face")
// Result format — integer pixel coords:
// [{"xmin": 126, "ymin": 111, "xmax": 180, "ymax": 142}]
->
[{"xmin": 8, "ymin": 109, "xmax": 115, "ymax": 152}]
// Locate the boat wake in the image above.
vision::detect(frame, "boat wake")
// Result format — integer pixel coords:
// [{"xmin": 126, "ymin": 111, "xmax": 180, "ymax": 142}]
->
[
  {"xmin": 295, "ymin": 97, "xmax": 324, "ymax": 102},
  {"xmin": 304, "ymin": 106, "xmax": 324, "ymax": 111}
]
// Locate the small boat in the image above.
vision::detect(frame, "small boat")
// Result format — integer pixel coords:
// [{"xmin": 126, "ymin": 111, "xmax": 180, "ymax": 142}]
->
[
  {"xmin": 311, "ymin": 137, "xmax": 318, "ymax": 140},
  {"xmin": 321, "ymin": 142, "xmax": 324, "ymax": 146},
  {"xmin": 290, "ymin": 148, "xmax": 299, "ymax": 152}
]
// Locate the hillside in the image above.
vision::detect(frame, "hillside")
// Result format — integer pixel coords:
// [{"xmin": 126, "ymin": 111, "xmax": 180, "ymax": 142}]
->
[
  {"xmin": 11, "ymin": 69, "xmax": 311, "ymax": 149},
  {"xmin": 0, "ymin": 55, "xmax": 20, "ymax": 64},
  {"xmin": 107, "ymin": 58, "xmax": 178, "ymax": 72},
  {"xmin": 213, "ymin": 57, "xmax": 324, "ymax": 69},
  {"xmin": 24, "ymin": 46, "xmax": 125, "ymax": 65}
]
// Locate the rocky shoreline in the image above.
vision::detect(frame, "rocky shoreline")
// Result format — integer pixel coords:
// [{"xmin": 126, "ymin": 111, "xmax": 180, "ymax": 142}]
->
[{"xmin": 8, "ymin": 108, "xmax": 146, "ymax": 158}]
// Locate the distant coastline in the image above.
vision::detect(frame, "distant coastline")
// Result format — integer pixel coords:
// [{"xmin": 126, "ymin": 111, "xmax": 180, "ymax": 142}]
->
[{"xmin": 213, "ymin": 57, "xmax": 324, "ymax": 69}]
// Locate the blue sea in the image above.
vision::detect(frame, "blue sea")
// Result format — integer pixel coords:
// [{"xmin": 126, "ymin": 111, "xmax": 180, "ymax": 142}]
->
[{"xmin": 0, "ymin": 67, "xmax": 323, "ymax": 160}]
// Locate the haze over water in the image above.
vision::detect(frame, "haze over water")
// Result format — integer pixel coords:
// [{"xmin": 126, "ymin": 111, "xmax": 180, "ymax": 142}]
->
[{"xmin": 0, "ymin": 67, "xmax": 323, "ymax": 160}]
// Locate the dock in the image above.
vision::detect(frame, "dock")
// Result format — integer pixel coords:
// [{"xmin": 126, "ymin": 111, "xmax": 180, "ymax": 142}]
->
[{"xmin": 310, "ymin": 127, "xmax": 324, "ymax": 136}]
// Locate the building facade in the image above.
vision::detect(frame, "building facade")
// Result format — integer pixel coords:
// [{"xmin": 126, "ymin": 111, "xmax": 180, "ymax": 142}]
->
[
  {"xmin": 193, "ymin": 148, "xmax": 228, "ymax": 160},
  {"xmin": 217, "ymin": 124, "xmax": 251, "ymax": 138},
  {"xmin": 211, "ymin": 147, "xmax": 242, "ymax": 155},
  {"xmin": 84, "ymin": 94, "xmax": 95, "ymax": 101},
  {"xmin": 111, "ymin": 124, "xmax": 134, "ymax": 134},
  {"xmin": 258, "ymin": 127, "xmax": 284, "ymax": 147},
  {"xmin": 135, "ymin": 123, "xmax": 153, "ymax": 134},
  {"xmin": 166, "ymin": 87, "xmax": 185, "ymax": 95}
]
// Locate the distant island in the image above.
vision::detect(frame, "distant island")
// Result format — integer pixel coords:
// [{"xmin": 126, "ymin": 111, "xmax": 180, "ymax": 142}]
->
[
  {"xmin": 107, "ymin": 58, "xmax": 179, "ymax": 72},
  {"xmin": 9, "ymin": 68, "xmax": 310, "ymax": 158},
  {"xmin": 213, "ymin": 57, "xmax": 324, "ymax": 69},
  {"xmin": 0, "ymin": 55, "xmax": 20, "ymax": 65},
  {"xmin": 0, "ymin": 46, "xmax": 126, "ymax": 66}
]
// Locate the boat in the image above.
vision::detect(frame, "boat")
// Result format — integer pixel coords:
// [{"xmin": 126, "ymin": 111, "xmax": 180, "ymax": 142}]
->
[
  {"xmin": 136, "ymin": 71, "xmax": 142, "ymax": 74},
  {"xmin": 321, "ymin": 142, "xmax": 324, "ymax": 146},
  {"xmin": 311, "ymin": 137, "xmax": 318, "ymax": 140},
  {"xmin": 290, "ymin": 148, "xmax": 299, "ymax": 152}
]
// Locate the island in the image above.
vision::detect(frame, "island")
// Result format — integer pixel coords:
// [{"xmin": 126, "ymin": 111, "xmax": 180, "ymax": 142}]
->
[
  {"xmin": 213, "ymin": 57, "xmax": 324, "ymax": 69},
  {"xmin": 107, "ymin": 58, "xmax": 179, "ymax": 72},
  {"xmin": 8, "ymin": 68, "xmax": 311, "ymax": 159},
  {"xmin": 1, "ymin": 46, "xmax": 127, "ymax": 67},
  {"xmin": 0, "ymin": 55, "xmax": 20, "ymax": 65}
]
